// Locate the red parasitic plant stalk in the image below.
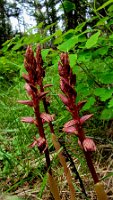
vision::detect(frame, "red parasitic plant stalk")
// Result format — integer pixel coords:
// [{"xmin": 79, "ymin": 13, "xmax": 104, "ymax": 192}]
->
[
  {"xmin": 58, "ymin": 53, "xmax": 108, "ymax": 200},
  {"xmin": 18, "ymin": 45, "xmax": 61, "ymax": 200},
  {"xmin": 35, "ymin": 45, "xmax": 76, "ymax": 200}
]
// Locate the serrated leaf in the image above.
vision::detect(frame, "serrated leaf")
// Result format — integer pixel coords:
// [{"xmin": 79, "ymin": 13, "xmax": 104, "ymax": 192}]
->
[
  {"xmin": 108, "ymin": 99, "xmax": 113, "ymax": 108},
  {"xmin": 58, "ymin": 36, "xmax": 78, "ymax": 51},
  {"xmin": 94, "ymin": 88, "xmax": 113, "ymax": 101},
  {"xmin": 86, "ymin": 31, "xmax": 100, "ymax": 49}
]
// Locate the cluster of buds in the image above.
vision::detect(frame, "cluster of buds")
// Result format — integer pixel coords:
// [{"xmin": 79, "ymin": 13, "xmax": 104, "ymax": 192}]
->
[
  {"xmin": 58, "ymin": 53, "xmax": 98, "ymax": 184},
  {"xmin": 18, "ymin": 45, "xmax": 54, "ymax": 155}
]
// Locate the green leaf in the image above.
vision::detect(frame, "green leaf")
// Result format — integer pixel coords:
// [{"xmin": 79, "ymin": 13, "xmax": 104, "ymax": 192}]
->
[
  {"xmin": 94, "ymin": 88, "xmax": 113, "ymax": 101},
  {"xmin": 39, "ymin": 173, "xmax": 48, "ymax": 198},
  {"xmin": 108, "ymin": 99, "xmax": 113, "ymax": 108},
  {"xmin": 86, "ymin": 31, "xmax": 100, "ymax": 49},
  {"xmin": 75, "ymin": 22, "xmax": 86, "ymax": 32},
  {"xmin": 94, "ymin": 46, "xmax": 109, "ymax": 56},
  {"xmin": 82, "ymin": 97, "xmax": 96, "ymax": 110},
  {"xmin": 63, "ymin": 1, "xmax": 76, "ymax": 12},
  {"xmin": 96, "ymin": 0, "xmax": 113, "ymax": 11},
  {"xmin": 99, "ymin": 72, "xmax": 113, "ymax": 84},
  {"xmin": 58, "ymin": 36, "xmax": 78, "ymax": 51},
  {"xmin": 108, "ymin": 4, "xmax": 113, "ymax": 13},
  {"xmin": 54, "ymin": 29, "xmax": 62, "ymax": 37},
  {"xmin": 95, "ymin": 17, "xmax": 109, "ymax": 26},
  {"xmin": 41, "ymin": 49, "xmax": 50, "ymax": 61},
  {"xmin": 69, "ymin": 54, "xmax": 77, "ymax": 67},
  {"xmin": 100, "ymin": 108, "xmax": 113, "ymax": 120}
]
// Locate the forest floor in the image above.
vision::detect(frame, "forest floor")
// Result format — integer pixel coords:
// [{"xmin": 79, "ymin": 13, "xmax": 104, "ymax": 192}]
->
[{"xmin": 1, "ymin": 142, "xmax": 113, "ymax": 200}]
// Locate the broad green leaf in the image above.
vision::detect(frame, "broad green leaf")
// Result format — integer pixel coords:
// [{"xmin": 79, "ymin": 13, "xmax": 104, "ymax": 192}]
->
[
  {"xmin": 63, "ymin": 1, "xmax": 76, "ymax": 12},
  {"xmin": 95, "ymin": 46, "xmax": 109, "ymax": 56},
  {"xmin": 63, "ymin": 29, "xmax": 75, "ymax": 40},
  {"xmin": 86, "ymin": 31, "xmax": 100, "ymax": 49},
  {"xmin": 96, "ymin": 0, "xmax": 113, "ymax": 11},
  {"xmin": 58, "ymin": 36, "xmax": 78, "ymax": 51}
]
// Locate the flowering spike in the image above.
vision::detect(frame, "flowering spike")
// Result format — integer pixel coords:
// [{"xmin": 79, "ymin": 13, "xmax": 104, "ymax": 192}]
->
[{"xmin": 60, "ymin": 78, "xmax": 77, "ymax": 100}]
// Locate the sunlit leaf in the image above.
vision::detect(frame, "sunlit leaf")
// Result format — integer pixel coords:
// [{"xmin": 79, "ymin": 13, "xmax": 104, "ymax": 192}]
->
[
  {"xmin": 86, "ymin": 31, "xmax": 100, "ymax": 49},
  {"xmin": 58, "ymin": 36, "xmax": 78, "ymax": 51}
]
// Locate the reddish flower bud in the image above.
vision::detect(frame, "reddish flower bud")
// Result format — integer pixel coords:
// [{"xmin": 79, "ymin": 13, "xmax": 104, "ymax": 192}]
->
[
  {"xmin": 78, "ymin": 138, "xmax": 96, "ymax": 152},
  {"xmin": 21, "ymin": 117, "xmax": 35, "ymax": 124},
  {"xmin": 17, "ymin": 100, "xmax": 33, "ymax": 107},
  {"xmin": 30, "ymin": 137, "xmax": 47, "ymax": 153},
  {"xmin": 80, "ymin": 114, "xmax": 93, "ymax": 125},
  {"xmin": 40, "ymin": 113, "xmax": 55, "ymax": 122},
  {"xmin": 24, "ymin": 83, "xmax": 33, "ymax": 96}
]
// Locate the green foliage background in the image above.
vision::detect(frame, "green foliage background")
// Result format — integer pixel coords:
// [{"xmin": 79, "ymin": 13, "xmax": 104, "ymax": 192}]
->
[{"xmin": 1, "ymin": 1, "xmax": 113, "ymax": 197}]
